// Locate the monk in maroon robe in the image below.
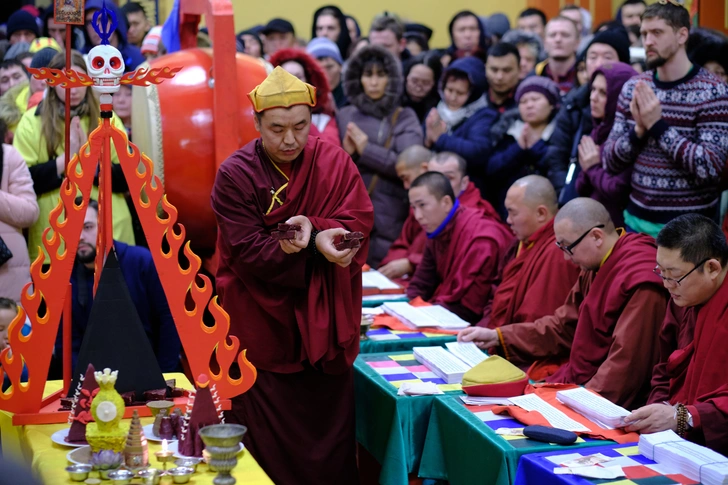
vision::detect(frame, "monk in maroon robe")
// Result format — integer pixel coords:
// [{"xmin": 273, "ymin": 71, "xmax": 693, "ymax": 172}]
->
[
  {"xmin": 211, "ymin": 67, "xmax": 374, "ymax": 485},
  {"xmin": 405, "ymin": 172, "xmax": 513, "ymax": 323},
  {"xmin": 380, "ymin": 151, "xmax": 504, "ymax": 281},
  {"xmin": 459, "ymin": 198, "xmax": 668, "ymax": 408},
  {"xmin": 472, "ymin": 175, "xmax": 579, "ymax": 329},
  {"xmin": 625, "ymin": 214, "xmax": 728, "ymax": 454}
]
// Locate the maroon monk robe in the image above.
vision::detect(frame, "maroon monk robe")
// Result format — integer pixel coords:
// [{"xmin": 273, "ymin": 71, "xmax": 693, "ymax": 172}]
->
[
  {"xmin": 212, "ymin": 136, "xmax": 374, "ymax": 485},
  {"xmin": 497, "ymin": 233, "xmax": 669, "ymax": 408},
  {"xmin": 378, "ymin": 182, "xmax": 504, "ymax": 274},
  {"xmin": 458, "ymin": 181, "xmax": 506, "ymax": 227},
  {"xmin": 651, "ymin": 277, "xmax": 728, "ymax": 454},
  {"xmin": 484, "ymin": 219, "xmax": 580, "ymax": 329},
  {"xmin": 406, "ymin": 206, "xmax": 514, "ymax": 323}
]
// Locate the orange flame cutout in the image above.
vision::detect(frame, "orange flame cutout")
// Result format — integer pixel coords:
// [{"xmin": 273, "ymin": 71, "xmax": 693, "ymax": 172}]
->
[
  {"xmin": 120, "ymin": 67, "xmax": 183, "ymax": 86},
  {"xmin": 0, "ymin": 85, "xmax": 256, "ymax": 414},
  {"xmin": 109, "ymin": 124, "xmax": 256, "ymax": 400},
  {"xmin": 0, "ymin": 135, "xmax": 100, "ymax": 413},
  {"xmin": 27, "ymin": 67, "xmax": 94, "ymax": 88}
]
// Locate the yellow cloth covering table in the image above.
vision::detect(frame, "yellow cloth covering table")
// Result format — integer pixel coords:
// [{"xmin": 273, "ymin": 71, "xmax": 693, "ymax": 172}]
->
[{"xmin": 0, "ymin": 374, "xmax": 273, "ymax": 485}]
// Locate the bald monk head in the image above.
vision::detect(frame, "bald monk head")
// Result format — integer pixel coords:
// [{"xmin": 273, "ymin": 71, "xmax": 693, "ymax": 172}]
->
[
  {"xmin": 428, "ymin": 152, "xmax": 470, "ymax": 197},
  {"xmin": 504, "ymin": 175, "xmax": 558, "ymax": 242},
  {"xmin": 554, "ymin": 197, "xmax": 619, "ymax": 271},
  {"xmin": 409, "ymin": 172, "xmax": 456, "ymax": 233},
  {"xmin": 396, "ymin": 146, "xmax": 432, "ymax": 189},
  {"xmin": 655, "ymin": 214, "xmax": 728, "ymax": 308}
]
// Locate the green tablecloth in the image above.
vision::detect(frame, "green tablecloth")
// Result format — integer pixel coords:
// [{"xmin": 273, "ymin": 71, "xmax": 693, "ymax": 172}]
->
[
  {"xmin": 354, "ymin": 352, "xmax": 463, "ymax": 485},
  {"xmin": 362, "ymin": 294, "xmax": 409, "ymax": 307},
  {"xmin": 419, "ymin": 396, "xmax": 615, "ymax": 485},
  {"xmin": 360, "ymin": 330, "xmax": 456, "ymax": 353}
]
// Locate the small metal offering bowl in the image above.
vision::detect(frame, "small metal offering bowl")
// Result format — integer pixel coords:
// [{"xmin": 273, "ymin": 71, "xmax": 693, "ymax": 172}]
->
[
  {"xmin": 167, "ymin": 466, "xmax": 194, "ymax": 483},
  {"xmin": 137, "ymin": 468, "xmax": 162, "ymax": 485},
  {"xmin": 174, "ymin": 456, "xmax": 202, "ymax": 471},
  {"xmin": 360, "ymin": 318, "xmax": 372, "ymax": 340},
  {"xmin": 65, "ymin": 464, "xmax": 92, "ymax": 482},
  {"xmin": 107, "ymin": 469, "xmax": 135, "ymax": 485}
]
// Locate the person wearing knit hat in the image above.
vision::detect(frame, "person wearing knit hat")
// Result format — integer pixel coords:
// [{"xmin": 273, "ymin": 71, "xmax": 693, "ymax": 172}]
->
[
  {"xmin": 7, "ymin": 11, "xmax": 39, "ymax": 46},
  {"xmin": 484, "ymin": 13, "xmax": 511, "ymax": 43},
  {"xmin": 26, "ymin": 47, "xmax": 61, "ymax": 108},
  {"xmin": 141, "ymin": 26, "xmax": 164, "ymax": 59},
  {"xmin": 587, "ymin": 27, "xmax": 631, "ymax": 65},
  {"xmin": 540, "ymin": 26, "xmax": 634, "ymax": 206},
  {"xmin": 306, "ymin": 37, "xmax": 346, "ymax": 108},
  {"xmin": 3, "ymin": 42, "xmax": 30, "ymax": 62},
  {"xmin": 483, "ymin": 76, "xmax": 561, "ymax": 217}
]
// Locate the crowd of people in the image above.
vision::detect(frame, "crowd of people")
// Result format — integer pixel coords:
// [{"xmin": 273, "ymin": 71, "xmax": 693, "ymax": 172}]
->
[{"xmin": 2, "ymin": 0, "xmax": 728, "ymax": 483}]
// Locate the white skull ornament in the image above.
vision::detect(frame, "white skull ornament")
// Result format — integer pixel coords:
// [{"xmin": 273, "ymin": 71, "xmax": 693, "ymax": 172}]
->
[{"xmin": 86, "ymin": 44, "xmax": 125, "ymax": 94}]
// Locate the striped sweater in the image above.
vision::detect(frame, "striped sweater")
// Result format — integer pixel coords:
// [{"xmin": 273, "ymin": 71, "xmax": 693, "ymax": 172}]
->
[{"xmin": 603, "ymin": 67, "xmax": 728, "ymax": 224}]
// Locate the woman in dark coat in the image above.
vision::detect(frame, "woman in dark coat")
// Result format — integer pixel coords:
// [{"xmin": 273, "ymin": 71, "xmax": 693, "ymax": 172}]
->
[
  {"xmin": 402, "ymin": 52, "xmax": 442, "ymax": 123},
  {"xmin": 337, "ymin": 45, "xmax": 424, "ymax": 266}
]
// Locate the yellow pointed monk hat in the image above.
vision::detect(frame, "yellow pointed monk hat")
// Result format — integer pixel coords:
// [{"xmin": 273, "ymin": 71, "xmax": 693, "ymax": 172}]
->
[{"xmin": 247, "ymin": 66, "xmax": 317, "ymax": 113}]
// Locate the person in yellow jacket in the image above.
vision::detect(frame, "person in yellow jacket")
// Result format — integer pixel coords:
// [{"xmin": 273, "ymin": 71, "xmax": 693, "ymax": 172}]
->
[{"xmin": 13, "ymin": 50, "xmax": 134, "ymax": 264}]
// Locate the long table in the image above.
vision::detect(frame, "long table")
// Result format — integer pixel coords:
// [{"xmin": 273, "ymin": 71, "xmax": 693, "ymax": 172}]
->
[
  {"xmin": 419, "ymin": 396, "xmax": 614, "ymax": 485},
  {"xmin": 0, "ymin": 374, "xmax": 273, "ymax": 484},
  {"xmin": 354, "ymin": 351, "xmax": 463, "ymax": 485},
  {"xmin": 514, "ymin": 442, "xmax": 702, "ymax": 485}
]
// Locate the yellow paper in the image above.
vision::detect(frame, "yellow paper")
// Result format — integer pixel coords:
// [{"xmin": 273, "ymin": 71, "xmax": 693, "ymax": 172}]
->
[
  {"xmin": 390, "ymin": 354, "xmax": 416, "ymax": 361},
  {"xmin": 617, "ymin": 446, "xmax": 641, "ymax": 457},
  {"xmin": 437, "ymin": 384, "xmax": 463, "ymax": 392}
]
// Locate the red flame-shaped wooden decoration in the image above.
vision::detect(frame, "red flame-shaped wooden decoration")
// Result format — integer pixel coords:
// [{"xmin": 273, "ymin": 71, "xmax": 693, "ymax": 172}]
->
[{"xmin": 0, "ymin": 66, "xmax": 256, "ymax": 418}]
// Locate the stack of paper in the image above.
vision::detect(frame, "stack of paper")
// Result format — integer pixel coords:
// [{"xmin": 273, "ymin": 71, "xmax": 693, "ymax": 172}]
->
[
  {"xmin": 639, "ymin": 431, "xmax": 728, "ymax": 485},
  {"xmin": 362, "ymin": 270, "xmax": 404, "ymax": 295},
  {"xmin": 556, "ymin": 387, "xmax": 631, "ymax": 429},
  {"xmin": 460, "ymin": 395, "xmax": 514, "ymax": 406},
  {"xmin": 382, "ymin": 302, "xmax": 470, "ymax": 330},
  {"xmin": 445, "ymin": 341, "xmax": 489, "ymax": 367},
  {"xmin": 508, "ymin": 394, "xmax": 592, "ymax": 432},
  {"xmin": 412, "ymin": 347, "xmax": 472, "ymax": 384}
]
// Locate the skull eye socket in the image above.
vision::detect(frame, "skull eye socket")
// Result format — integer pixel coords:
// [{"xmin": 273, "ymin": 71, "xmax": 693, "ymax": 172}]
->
[
  {"xmin": 92, "ymin": 56, "xmax": 105, "ymax": 69},
  {"xmin": 109, "ymin": 57, "xmax": 122, "ymax": 70}
]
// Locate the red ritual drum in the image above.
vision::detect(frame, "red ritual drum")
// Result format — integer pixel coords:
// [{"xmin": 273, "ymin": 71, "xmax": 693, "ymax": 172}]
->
[{"xmin": 131, "ymin": 48, "xmax": 268, "ymax": 250}]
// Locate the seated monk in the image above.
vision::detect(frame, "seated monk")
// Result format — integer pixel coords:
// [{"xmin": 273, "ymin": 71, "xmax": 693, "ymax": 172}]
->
[
  {"xmin": 467, "ymin": 175, "xmax": 580, "ymax": 328},
  {"xmin": 459, "ymin": 198, "xmax": 668, "ymax": 408},
  {"xmin": 625, "ymin": 214, "xmax": 728, "ymax": 454},
  {"xmin": 405, "ymin": 172, "xmax": 513, "ymax": 323},
  {"xmin": 380, "ymin": 150, "xmax": 502, "ymax": 280},
  {"xmin": 378, "ymin": 146, "xmax": 432, "ymax": 280}
]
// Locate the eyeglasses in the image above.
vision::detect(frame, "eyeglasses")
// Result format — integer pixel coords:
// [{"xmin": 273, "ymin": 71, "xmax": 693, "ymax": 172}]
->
[
  {"xmin": 555, "ymin": 224, "xmax": 605, "ymax": 256},
  {"xmin": 653, "ymin": 258, "xmax": 709, "ymax": 287}
]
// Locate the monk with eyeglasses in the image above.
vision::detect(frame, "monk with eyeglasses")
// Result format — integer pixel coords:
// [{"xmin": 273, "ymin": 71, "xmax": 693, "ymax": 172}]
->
[{"xmin": 459, "ymin": 197, "xmax": 668, "ymax": 408}]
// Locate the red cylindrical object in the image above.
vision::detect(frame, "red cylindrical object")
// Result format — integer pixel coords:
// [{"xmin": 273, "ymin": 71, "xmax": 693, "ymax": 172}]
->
[{"xmin": 62, "ymin": 283, "xmax": 72, "ymax": 396}]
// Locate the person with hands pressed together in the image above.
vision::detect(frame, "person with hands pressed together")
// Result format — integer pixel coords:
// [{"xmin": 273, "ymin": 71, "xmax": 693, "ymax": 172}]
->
[
  {"xmin": 337, "ymin": 45, "xmax": 423, "ymax": 267},
  {"xmin": 13, "ymin": 50, "xmax": 134, "ymax": 263},
  {"xmin": 211, "ymin": 66, "xmax": 373, "ymax": 485},
  {"xmin": 575, "ymin": 62, "xmax": 637, "ymax": 227},
  {"xmin": 458, "ymin": 198, "xmax": 668, "ymax": 408},
  {"xmin": 603, "ymin": 2, "xmax": 728, "ymax": 237},
  {"xmin": 624, "ymin": 215, "xmax": 728, "ymax": 454}
]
